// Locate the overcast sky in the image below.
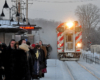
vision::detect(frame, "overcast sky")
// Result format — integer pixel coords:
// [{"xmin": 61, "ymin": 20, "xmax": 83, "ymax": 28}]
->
[{"xmin": 0, "ymin": 0, "xmax": 100, "ymax": 22}]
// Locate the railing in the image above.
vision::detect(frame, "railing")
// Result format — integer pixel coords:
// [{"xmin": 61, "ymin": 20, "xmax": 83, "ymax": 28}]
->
[{"xmin": 83, "ymin": 54, "xmax": 100, "ymax": 64}]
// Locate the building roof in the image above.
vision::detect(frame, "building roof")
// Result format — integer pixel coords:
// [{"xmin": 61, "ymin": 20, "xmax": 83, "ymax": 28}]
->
[
  {"xmin": 0, "ymin": 19, "xmax": 26, "ymax": 33},
  {"xmin": 0, "ymin": 19, "xmax": 23, "ymax": 28},
  {"xmin": 0, "ymin": 19, "xmax": 42, "ymax": 33}
]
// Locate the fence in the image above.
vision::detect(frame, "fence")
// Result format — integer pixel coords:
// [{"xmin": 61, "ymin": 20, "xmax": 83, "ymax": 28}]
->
[{"xmin": 83, "ymin": 54, "xmax": 100, "ymax": 64}]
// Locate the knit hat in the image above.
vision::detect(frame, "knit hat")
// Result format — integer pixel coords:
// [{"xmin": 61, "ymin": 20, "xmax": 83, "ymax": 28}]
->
[
  {"xmin": 31, "ymin": 44, "xmax": 35, "ymax": 47},
  {"xmin": 19, "ymin": 43, "xmax": 29, "ymax": 52}
]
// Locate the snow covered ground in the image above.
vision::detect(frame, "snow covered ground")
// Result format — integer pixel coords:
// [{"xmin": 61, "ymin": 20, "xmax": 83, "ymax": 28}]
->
[
  {"xmin": 40, "ymin": 59, "xmax": 63, "ymax": 80},
  {"xmin": 40, "ymin": 59, "xmax": 100, "ymax": 80}
]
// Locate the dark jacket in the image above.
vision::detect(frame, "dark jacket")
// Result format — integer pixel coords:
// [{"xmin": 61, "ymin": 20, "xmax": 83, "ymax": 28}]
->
[
  {"xmin": 4, "ymin": 46, "xmax": 14, "ymax": 80},
  {"xmin": 1, "ymin": 43, "xmax": 7, "ymax": 68},
  {"xmin": 39, "ymin": 48, "xmax": 46, "ymax": 69},
  {"xmin": 0, "ymin": 48, "xmax": 3, "ymax": 80},
  {"xmin": 0, "ymin": 48, "xmax": 5, "ymax": 76},
  {"xmin": 25, "ymin": 49, "xmax": 33, "ymax": 80},
  {"xmin": 31, "ymin": 48, "xmax": 46, "ymax": 71},
  {"xmin": 11, "ymin": 49, "xmax": 28, "ymax": 80},
  {"xmin": 0, "ymin": 49, "xmax": 3, "ymax": 67}
]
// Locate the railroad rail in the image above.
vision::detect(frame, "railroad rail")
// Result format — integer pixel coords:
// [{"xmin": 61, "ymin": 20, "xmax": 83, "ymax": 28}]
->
[
  {"xmin": 77, "ymin": 62, "xmax": 100, "ymax": 80},
  {"xmin": 63, "ymin": 61, "xmax": 100, "ymax": 80}
]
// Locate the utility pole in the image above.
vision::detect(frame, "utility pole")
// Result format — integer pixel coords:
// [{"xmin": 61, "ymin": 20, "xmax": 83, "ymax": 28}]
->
[
  {"xmin": 26, "ymin": 0, "xmax": 28, "ymax": 24},
  {"xmin": 16, "ymin": 0, "xmax": 18, "ymax": 21},
  {"xmin": 25, "ymin": 0, "xmax": 33, "ymax": 24},
  {"xmin": 16, "ymin": 0, "xmax": 21, "ymax": 21},
  {"xmin": 18, "ymin": 0, "xmax": 21, "ymax": 15},
  {"xmin": 12, "ymin": 0, "xmax": 33, "ymax": 23},
  {"xmin": 18, "ymin": 0, "xmax": 23, "ymax": 22}
]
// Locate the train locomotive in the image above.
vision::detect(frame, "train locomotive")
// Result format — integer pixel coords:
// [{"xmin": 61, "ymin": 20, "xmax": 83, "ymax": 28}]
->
[{"xmin": 56, "ymin": 21, "xmax": 82, "ymax": 61}]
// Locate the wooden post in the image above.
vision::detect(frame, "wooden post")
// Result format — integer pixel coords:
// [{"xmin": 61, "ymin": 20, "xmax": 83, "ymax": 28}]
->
[{"xmin": 26, "ymin": 0, "xmax": 28, "ymax": 24}]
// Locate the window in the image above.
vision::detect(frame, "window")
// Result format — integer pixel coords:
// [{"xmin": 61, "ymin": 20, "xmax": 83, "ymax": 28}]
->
[
  {"xmin": 66, "ymin": 34, "xmax": 73, "ymax": 42},
  {"xmin": 68, "ymin": 35, "xmax": 71, "ymax": 41}
]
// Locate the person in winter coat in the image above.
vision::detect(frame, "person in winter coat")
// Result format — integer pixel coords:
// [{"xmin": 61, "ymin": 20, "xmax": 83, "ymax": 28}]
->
[
  {"xmin": 31, "ymin": 45, "xmax": 44, "ymax": 79},
  {"xmin": 4, "ymin": 39, "xmax": 15, "ymax": 80},
  {"xmin": 16, "ymin": 40, "xmax": 33, "ymax": 80},
  {"xmin": 39, "ymin": 41, "xmax": 47, "ymax": 58},
  {"xmin": 38, "ymin": 46, "xmax": 46, "ymax": 78},
  {"xmin": 0, "ymin": 44, "xmax": 4, "ymax": 80},
  {"xmin": 0, "ymin": 43, "xmax": 7, "ymax": 80},
  {"xmin": 26, "ymin": 41, "xmax": 34, "ymax": 80},
  {"xmin": 11, "ymin": 43, "xmax": 30, "ymax": 80},
  {"xmin": 39, "ymin": 41, "xmax": 47, "ymax": 77}
]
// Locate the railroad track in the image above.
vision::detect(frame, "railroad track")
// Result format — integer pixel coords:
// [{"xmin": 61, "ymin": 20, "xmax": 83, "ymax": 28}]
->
[
  {"xmin": 63, "ymin": 61, "xmax": 75, "ymax": 80},
  {"xmin": 77, "ymin": 62, "xmax": 100, "ymax": 80},
  {"xmin": 63, "ymin": 61, "xmax": 100, "ymax": 80}
]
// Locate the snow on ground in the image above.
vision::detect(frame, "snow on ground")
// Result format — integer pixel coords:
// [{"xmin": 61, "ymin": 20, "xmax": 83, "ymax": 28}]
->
[
  {"xmin": 60, "ymin": 61, "xmax": 72, "ymax": 80},
  {"xmin": 40, "ymin": 59, "xmax": 63, "ymax": 80},
  {"xmin": 40, "ymin": 59, "xmax": 100, "ymax": 80}
]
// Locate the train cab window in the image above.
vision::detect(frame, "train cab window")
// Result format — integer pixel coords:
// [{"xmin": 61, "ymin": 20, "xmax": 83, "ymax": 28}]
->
[
  {"xmin": 68, "ymin": 35, "xmax": 71, "ymax": 41},
  {"xmin": 66, "ymin": 34, "xmax": 73, "ymax": 42}
]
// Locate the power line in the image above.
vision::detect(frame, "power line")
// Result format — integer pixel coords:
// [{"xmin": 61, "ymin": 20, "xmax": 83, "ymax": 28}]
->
[
  {"xmin": 32, "ymin": 0, "xmax": 96, "ymax": 3},
  {"xmin": 31, "ymin": 9, "xmax": 72, "ymax": 13}
]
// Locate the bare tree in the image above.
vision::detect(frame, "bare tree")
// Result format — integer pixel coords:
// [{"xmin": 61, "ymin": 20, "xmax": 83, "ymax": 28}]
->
[{"xmin": 75, "ymin": 4, "xmax": 100, "ymax": 49}]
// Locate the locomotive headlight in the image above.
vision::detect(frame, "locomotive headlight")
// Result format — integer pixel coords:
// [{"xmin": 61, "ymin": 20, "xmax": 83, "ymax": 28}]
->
[
  {"xmin": 59, "ymin": 44, "xmax": 62, "ymax": 47},
  {"xmin": 77, "ymin": 43, "xmax": 82, "ymax": 47},
  {"xmin": 66, "ymin": 22, "xmax": 73, "ymax": 28}
]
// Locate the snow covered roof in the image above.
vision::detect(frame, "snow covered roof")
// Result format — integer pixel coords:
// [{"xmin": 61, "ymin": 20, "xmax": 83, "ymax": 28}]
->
[
  {"xmin": 0, "ymin": 19, "xmax": 41, "ymax": 33},
  {"xmin": 0, "ymin": 19, "xmax": 27, "ymax": 33},
  {"xmin": 0, "ymin": 19, "xmax": 23, "ymax": 28},
  {"xmin": 0, "ymin": 25, "xmax": 19, "ymax": 28}
]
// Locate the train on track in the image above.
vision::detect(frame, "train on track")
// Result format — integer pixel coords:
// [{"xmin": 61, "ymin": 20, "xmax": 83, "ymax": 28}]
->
[{"xmin": 56, "ymin": 21, "xmax": 82, "ymax": 61}]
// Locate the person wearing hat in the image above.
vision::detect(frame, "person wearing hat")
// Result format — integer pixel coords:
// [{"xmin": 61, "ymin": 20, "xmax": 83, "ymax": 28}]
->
[
  {"xmin": 11, "ymin": 43, "xmax": 31, "ymax": 80},
  {"xmin": 31, "ymin": 44, "xmax": 36, "ymax": 49}
]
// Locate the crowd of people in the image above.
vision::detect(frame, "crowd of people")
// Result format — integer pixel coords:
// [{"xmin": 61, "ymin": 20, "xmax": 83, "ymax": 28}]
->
[{"xmin": 0, "ymin": 39, "xmax": 51, "ymax": 80}]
